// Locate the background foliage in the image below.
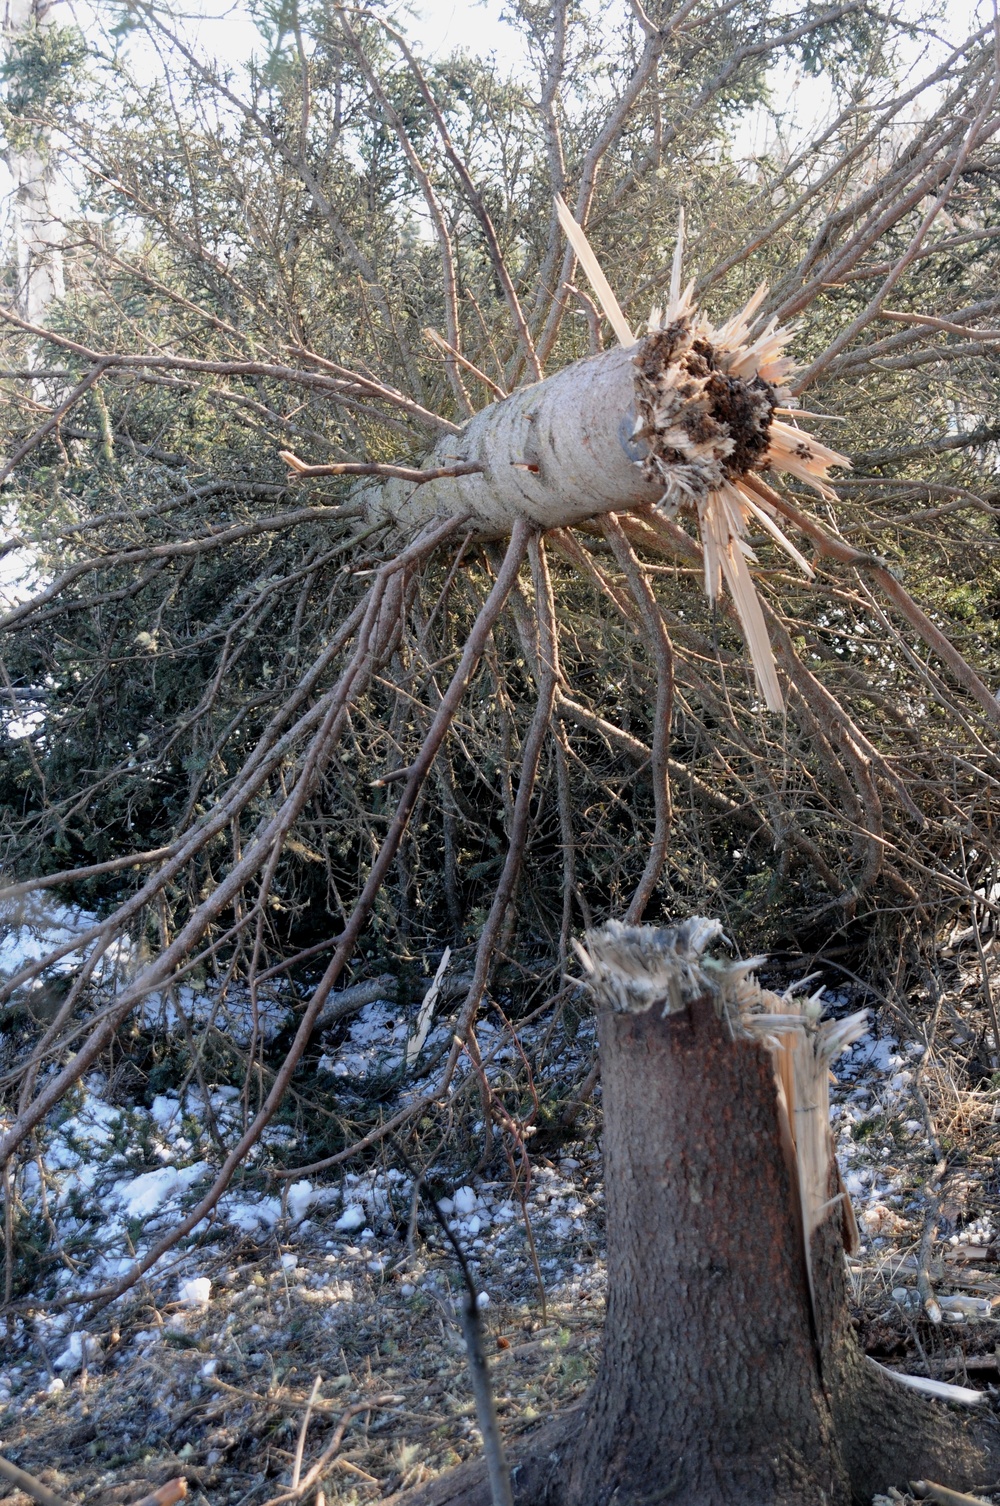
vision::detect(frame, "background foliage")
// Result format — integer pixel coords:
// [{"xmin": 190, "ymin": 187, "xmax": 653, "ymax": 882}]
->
[{"xmin": 2, "ymin": 0, "xmax": 1000, "ymax": 1076}]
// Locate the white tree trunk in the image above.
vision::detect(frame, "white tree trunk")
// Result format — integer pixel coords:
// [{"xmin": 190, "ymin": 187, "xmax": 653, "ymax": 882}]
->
[
  {"xmin": 360, "ymin": 343, "xmax": 663, "ymax": 537},
  {"xmin": 3, "ymin": 0, "xmax": 66, "ymax": 324}
]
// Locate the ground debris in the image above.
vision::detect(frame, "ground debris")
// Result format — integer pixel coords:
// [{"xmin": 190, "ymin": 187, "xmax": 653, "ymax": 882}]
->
[{"xmin": 5, "ymin": 925, "xmax": 1000, "ymax": 1499}]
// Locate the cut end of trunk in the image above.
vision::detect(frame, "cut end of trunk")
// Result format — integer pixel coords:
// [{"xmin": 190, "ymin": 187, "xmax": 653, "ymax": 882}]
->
[
  {"xmin": 631, "ymin": 298, "xmax": 849, "ymax": 710},
  {"xmin": 572, "ymin": 915, "xmax": 728, "ymax": 1016}
]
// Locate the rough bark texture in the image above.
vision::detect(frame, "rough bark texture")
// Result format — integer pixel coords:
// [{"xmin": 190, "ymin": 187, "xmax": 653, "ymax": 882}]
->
[
  {"xmin": 561, "ymin": 992, "xmax": 849, "ymax": 1506},
  {"xmin": 391, "ymin": 927, "xmax": 1000, "ymax": 1506},
  {"xmin": 360, "ymin": 344, "xmax": 660, "ymax": 537}
]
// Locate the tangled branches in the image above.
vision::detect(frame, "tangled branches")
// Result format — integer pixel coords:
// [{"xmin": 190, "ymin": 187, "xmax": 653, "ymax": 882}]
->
[{"xmin": 2, "ymin": 0, "xmax": 1000, "ymax": 1311}]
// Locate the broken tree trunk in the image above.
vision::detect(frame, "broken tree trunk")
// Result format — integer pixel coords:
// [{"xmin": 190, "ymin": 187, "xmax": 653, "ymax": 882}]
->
[
  {"xmin": 561, "ymin": 922, "xmax": 850, "ymax": 1506},
  {"xmin": 389, "ymin": 921, "xmax": 1000, "ymax": 1506},
  {"xmin": 359, "ymin": 344, "xmax": 662, "ymax": 538},
  {"xmin": 354, "ymin": 276, "xmax": 849, "ymax": 711}
]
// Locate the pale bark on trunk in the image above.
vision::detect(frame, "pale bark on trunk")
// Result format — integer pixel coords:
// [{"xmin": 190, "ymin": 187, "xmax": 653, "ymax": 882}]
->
[
  {"xmin": 388, "ymin": 922, "xmax": 1000, "ymax": 1506},
  {"xmin": 3, "ymin": 0, "xmax": 66, "ymax": 325},
  {"xmin": 355, "ymin": 301, "xmax": 850, "ymax": 711},
  {"xmin": 360, "ymin": 343, "xmax": 661, "ymax": 537}
]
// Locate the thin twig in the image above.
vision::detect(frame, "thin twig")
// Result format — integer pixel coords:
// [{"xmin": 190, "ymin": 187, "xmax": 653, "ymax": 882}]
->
[
  {"xmin": 280, "ymin": 452, "xmax": 482, "ymax": 483},
  {"xmin": 292, "ymin": 1375, "xmax": 323, "ymax": 1489},
  {"xmin": 394, "ymin": 1138, "xmax": 514, "ymax": 1506},
  {"xmin": 259, "ymin": 1395, "xmax": 402, "ymax": 1506},
  {"xmin": 912, "ymin": 1483, "xmax": 995, "ymax": 1506}
]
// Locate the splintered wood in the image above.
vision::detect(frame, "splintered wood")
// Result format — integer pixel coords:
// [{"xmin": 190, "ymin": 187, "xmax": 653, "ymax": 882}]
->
[
  {"xmin": 745, "ymin": 986, "xmax": 867, "ymax": 1317},
  {"xmin": 575, "ymin": 918, "xmax": 868, "ymax": 1319}
]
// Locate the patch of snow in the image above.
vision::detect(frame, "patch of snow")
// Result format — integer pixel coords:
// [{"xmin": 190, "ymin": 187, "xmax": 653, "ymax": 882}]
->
[
  {"xmin": 140, "ymin": 982, "xmax": 290, "ymax": 1047},
  {"xmin": 115, "ymin": 1162, "xmax": 209, "ymax": 1219},
  {"xmin": 335, "ymin": 1205, "xmax": 366, "ymax": 1233},
  {"xmin": 223, "ymin": 1196, "xmax": 283, "ymax": 1234},
  {"xmin": 53, "ymin": 1331, "xmax": 99, "ymax": 1372},
  {"xmin": 178, "ymin": 1277, "xmax": 211, "ymax": 1308},
  {"xmin": 287, "ymin": 1179, "xmax": 314, "ymax": 1223},
  {"xmin": 150, "ymin": 1096, "xmax": 183, "ymax": 1135}
]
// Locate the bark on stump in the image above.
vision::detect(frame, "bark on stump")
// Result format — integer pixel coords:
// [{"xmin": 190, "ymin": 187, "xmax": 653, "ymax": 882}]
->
[
  {"xmin": 562, "ymin": 970, "xmax": 846, "ymax": 1505},
  {"xmin": 389, "ymin": 921, "xmax": 1000, "ymax": 1506}
]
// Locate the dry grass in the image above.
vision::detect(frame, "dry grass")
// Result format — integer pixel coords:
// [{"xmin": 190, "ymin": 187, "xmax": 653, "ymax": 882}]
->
[
  {"xmin": 0, "ymin": 1167, "xmax": 605, "ymax": 1504},
  {"xmin": 6, "ymin": 941, "xmax": 1000, "ymax": 1503}
]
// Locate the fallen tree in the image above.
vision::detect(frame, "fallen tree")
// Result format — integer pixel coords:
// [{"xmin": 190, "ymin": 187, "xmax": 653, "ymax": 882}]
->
[
  {"xmin": 2, "ymin": 0, "xmax": 1000, "ymax": 1359},
  {"xmin": 4, "ymin": 268, "xmax": 999, "ymax": 1302}
]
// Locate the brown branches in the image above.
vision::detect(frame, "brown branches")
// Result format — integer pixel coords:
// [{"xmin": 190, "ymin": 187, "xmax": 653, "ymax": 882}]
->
[
  {"xmin": 348, "ymin": 10, "xmax": 544, "ymax": 385},
  {"xmin": 878, "ymin": 310, "xmax": 1000, "ymax": 341},
  {"xmin": 599, "ymin": 515, "xmax": 673, "ymax": 922},
  {"xmin": 0, "ymin": 360, "xmax": 111, "ymax": 485},
  {"xmin": 0, "ymin": 308, "xmax": 458, "ymax": 437},
  {"xmin": 792, "ymin": 47, "xmax": 1000, "ymax": 390},
  {"xmin": 0, "ymin": 1456, "xmax": 77, "ymax": 1506},
  {"xmin": 448, "ymin": 534, "xmax": 559, "ymax": 1038},
  {"xmin": 5, "ymin": 518, "xmax": 536, "ymax": 1312},
  {"xmin": 0, "ymin": 515, "xmax": 468, "ymax": 1170},
  {"xmin": 334, "ymin": 12, "xmax": 474, "ymax": 418},
  {"xmin": 0, "ymin": 505, "xmax": 361, "ymax": 632},
  {"xmin": 743, "ymin": 477, "xmax": 1000, "ymax": 733},
  {"xmin": 535, "ymin": 16, "xmax": 665, "ymax": 365},
  {"xmin": 0, "ymin": 1459, "xmax": 187, "ymax": 1506},
  {"xmin": 280, "ymin": 451, "xmax": 483, "ymax": 484},
  {"xmin": 258, "ymin": 1394, "xmax": 403, "ymax": 1506}
]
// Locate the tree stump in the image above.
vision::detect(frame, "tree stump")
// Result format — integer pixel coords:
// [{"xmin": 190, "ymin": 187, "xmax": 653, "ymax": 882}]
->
[
  {"xmin": 562, "ymin": 925, "xmax": 848, "ymax": 1506},
  {"xmin": 390, "ymin": 921, "xmax": 1000, "ymax": 1506}
]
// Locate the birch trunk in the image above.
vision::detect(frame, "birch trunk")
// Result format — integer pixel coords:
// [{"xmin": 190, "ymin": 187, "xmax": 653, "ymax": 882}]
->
[
  {"xmin": 360, "ymin": 344, "xmax": 661, "ymax": 537},
  {"xmin": 3, "ymin": 0, "xmax": 66, "ymax": 325}
]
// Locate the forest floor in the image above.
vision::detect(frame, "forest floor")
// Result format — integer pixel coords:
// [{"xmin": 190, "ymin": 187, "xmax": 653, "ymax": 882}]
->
[{"xmin": 3, "ymin": 903, "xmax": 1000, "ymax": 1506}]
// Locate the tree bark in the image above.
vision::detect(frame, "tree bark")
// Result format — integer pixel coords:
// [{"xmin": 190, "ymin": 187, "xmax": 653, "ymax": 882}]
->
[
  {"xmin": 2, "ymin": 0, "xmax": 66, "ymax": 325},
  {"xmin": 390, "ymin": 921, "xmax": 1000, "ymax": 1506},
  {"xmin": 359, "ymin": 343, "xmax": 661, "ymax": 537},
  {"xmin": 561, "ymin": 986, "xmax": 848, "ymax": 1506}
]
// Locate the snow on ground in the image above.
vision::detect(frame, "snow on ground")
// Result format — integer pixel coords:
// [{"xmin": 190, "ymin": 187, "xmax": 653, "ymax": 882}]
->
[
  {"xmin": 3, "ymin": 968, "xmax": 981, "ymax": 1369},
  {"xmin": 1, "ymin": 505, "xmax": 49, "ymax": 739},
  {"xmin": 1, "ymin": 892, "xmax": 294, "ymax": 1048},
  {"xmin": 0, "ymin": 898, "xmax": 604, "ymax": 1323},
  {"xmin": 139, "ymin": 982, "xmax": 291, "ymax": 1046},
  {"xmin": 0, "ymin": 892, "xmax": 122, "ymax": 983},
  {"xmin": 3, "ymin": 900, "xmax": 1000, "ymax": 1501},
  {"xmin": 1, "ymin": 900, "xmax": 993, "ymax": 1340}
]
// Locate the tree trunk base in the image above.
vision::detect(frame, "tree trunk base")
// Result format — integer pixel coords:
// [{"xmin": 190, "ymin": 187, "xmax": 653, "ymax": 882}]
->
[
  {"xmin": 382, "ymin": 1410, "xmax": 583, "ymax": 1506},
  {"xmin": 386, "ymin": 923, "xmax": 1000, "ymax": 1506},
  {"xmin": 385, "ymin": 1388, "xmax": 1000, "ymax": 1506}
]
